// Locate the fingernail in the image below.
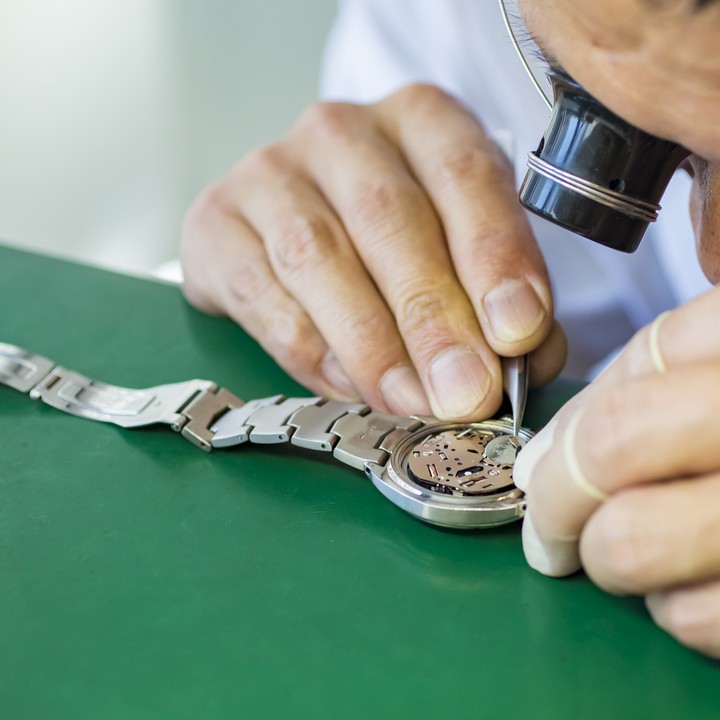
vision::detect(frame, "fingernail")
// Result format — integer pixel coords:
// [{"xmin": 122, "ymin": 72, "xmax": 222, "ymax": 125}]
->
[
  {"xmin": 513, "ymin": 418, "xmax": 558, "ymax": 491},
  {"xmin": 645, "ymin": 592, "xmax": 674, "ymax": 631},
  {"xmin": 321, "ymin": 352, "xmax": 361, "ymax": 401},
  {"xmin": 484, "ymin": 279, "xmax": 547, "ymax": 343},
  {"xmin": 645, "ymin": 592, "xmax": 666, "ymax": 620},
  {"xmin": 428, "ymin": 346, "xmax": 491, "ymax": 419},
  {"xmin": 380, "ymin": 365, "xmax": 432, "ymax": 416},
  {"xmin": 522, "ymin": 510, "xmax": 581, "ymax": 578}
]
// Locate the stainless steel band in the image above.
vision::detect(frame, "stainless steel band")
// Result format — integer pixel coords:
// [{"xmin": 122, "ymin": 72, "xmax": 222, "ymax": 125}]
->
[
  {"xmin": 0, "ymin": 342, "xmax": 226, "ymax": 450},
  {"xmin": 209, "ymin": 397, "xmax": 423, "ymax": 470},
  {"xmin": 0, "ymin": 342, "xmax": 424, "ymax": 471}
]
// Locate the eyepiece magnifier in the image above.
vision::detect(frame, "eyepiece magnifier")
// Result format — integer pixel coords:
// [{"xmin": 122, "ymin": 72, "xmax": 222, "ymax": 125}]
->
[{"xmin": 499, "ymin": 0, "xmax": 690, "ymax": 253}]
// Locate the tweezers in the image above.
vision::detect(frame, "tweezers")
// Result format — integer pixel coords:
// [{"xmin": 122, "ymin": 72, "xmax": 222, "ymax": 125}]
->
[{"xmin": 502, "ymin": 355, "xmax": 529, "ymax": 437}]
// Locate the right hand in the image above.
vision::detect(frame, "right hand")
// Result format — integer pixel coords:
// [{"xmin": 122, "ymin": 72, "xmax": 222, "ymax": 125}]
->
[{"xmin": 181, "ymin": 83, "xmax": 566, "ymax": 420}]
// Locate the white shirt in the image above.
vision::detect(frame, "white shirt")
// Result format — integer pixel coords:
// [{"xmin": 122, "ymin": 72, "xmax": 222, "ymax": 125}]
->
[{"xmin": 319, "ymin": 0, "xmax": 711, "ymax": 377}]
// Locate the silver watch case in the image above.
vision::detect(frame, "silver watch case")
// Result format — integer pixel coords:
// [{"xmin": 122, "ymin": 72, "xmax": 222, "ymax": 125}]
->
[{"xmin": 366, "ymin": 418, "xmax": 532, "ymax": 529}]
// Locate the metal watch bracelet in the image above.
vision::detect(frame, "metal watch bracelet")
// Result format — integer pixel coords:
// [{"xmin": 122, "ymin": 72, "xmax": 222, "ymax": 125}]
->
[{"xmin": 0, "ymin": 342, "xmax": 425, "ymax": 472}]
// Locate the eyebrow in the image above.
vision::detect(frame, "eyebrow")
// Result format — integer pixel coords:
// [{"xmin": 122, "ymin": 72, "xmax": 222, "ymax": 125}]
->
[{"xmin": 517, "ymin": 23, "xmax": 568, "ymax": 76}]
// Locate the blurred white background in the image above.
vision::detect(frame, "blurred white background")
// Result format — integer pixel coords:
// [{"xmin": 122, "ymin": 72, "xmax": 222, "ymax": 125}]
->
[{"xmin": 0, "ymin": 0, "xmax": 337, "ymax": 275}]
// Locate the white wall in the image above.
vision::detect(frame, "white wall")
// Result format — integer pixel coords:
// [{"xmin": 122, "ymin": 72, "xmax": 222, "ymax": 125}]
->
[{"xmin": 0, "ymin": 0, "xmax": 337, "ymax": 274}]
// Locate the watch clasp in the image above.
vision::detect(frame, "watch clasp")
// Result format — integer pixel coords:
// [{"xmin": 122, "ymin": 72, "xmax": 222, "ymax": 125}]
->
[
  {"xmin": 29, "ymin": 366, "xmax": 218, "ymax": 435},
  {"xmin": 0, "ymin": 342, "xmax": 55, "ymax": 393}
]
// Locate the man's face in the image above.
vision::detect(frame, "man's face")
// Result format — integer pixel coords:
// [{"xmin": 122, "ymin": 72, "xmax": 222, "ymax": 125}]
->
[{"xmin": 519, "ymin": 0, "xmax": 720, "ymax": 281}]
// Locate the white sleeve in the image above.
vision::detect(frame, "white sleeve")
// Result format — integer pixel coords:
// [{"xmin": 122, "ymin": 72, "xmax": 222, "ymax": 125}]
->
[
  {"xmin": 317, "ymin": 1, "xmax": 706, "ymax": 380},
  {"xmin": 320, "ymin": 0, "xmax": 433, "ymax": 102},
  {"xmin": 318, "ymin": 1, "xmax": 541, "ymax": 133},
  {"xmin": 319, "ymin": 0, "xmax": 495, "ymax": 104}
]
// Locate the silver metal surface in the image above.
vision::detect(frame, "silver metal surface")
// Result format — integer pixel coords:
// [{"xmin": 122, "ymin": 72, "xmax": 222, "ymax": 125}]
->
[
  {"xmin": 1, "ymin": 344, "xmax": 236, "ymax": 448},
  {"xmin": 30, "ymin": 367, "xmax": 216, "ymax": 430},
  {"xmin": 484, "ymin": 434, "xmax": 524, "ymax": 465},
  {"xmin": 209, "ymin": 396, "xmax": 285, "ymax": 448},
  {"xmin": 525, "ymin": 153, "xmax": 661, "ymax": 223},
  {"xmin": 369, "ymin": 417, "xmax": 533, "ymax": 529},
  {"xmin": 0, "ymin": 343, "xmax": 55, "ymax": 393},
  {"xmin": 378, "ymin": 428, "xmax": 411, "ymax": 455},
  {"xmin": 503, "ymin": 354, "xmax": 529, "ymax": 437},
  {"xmin": 1, "ymin": 341, "xmax": 536, "ymax": 529},
  {"xmin": 247, "ymin": 397, "xmax": 320, "ymax": 444},
  {"xmin": 330, "ymin": 412, "xmax": 421, "ymax": 470},
  {"xmin": 288, "ymin": 400, "xmax": 368, "ymax": 451},
  {"xmin": 178, "ymin": 386, "xmax": 244, "ymax": 451},
  {"xmin": 210, "ymin": 397, "xmax": 421, "ymax": 470}
]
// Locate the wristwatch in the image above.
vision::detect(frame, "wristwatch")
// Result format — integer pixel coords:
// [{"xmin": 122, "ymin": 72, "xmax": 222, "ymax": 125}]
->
[{"xmin": 0, "ymin": 342, "xmax": 532, "ymax": 529}]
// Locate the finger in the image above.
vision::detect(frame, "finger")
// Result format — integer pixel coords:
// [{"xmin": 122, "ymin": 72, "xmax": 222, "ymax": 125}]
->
[
  {"xmin": 527, "ymin": 320, "xmax": 567, "ymax": 389},
  {"xmin": 580, "ymin": 475, "xmax": 720, "ymax": 595},
  {"xmin": 593, "ymin": 285, "xmax": 720, "ymax": 391},
  {"xmin": 290, "ymin": 102, "xmax": 502, "ymax": 421},
  {"xmin": 647, "ymin": 578, "xmax": 720, "ymax": 659},
  {"xmin": 225, "ymin": 148, "xmax": 431, "ymax": 416},
  {"xmin": 516, "ymin": 288, "xmax": 720, "ymax": 538},
  {"xmin": 515, "ymin": 362, "xmax": 720, "ymax": 576},
  {"xmin": 545, "ymin": 286, "xmax": 720, "ymax": 428},
  {"xmin": 181, "ymin": 183, "xmax": 359, "ymax": 401},
  {"xmin": 375, "ymin": 84, "xmax": 554, "ymax": 357},
  {"xmin": 516, "ymin": 290, "xmax": 720, "ymax": 578}
]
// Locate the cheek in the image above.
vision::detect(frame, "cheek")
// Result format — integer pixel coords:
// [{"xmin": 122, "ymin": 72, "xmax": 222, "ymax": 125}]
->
[{"xmin": 692, "ymin": 161, "xmax": 720, "ymax": 285}]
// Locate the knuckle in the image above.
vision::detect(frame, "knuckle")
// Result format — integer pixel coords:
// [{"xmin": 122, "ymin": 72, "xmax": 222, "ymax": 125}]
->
[
  {"xmin": 270, "ymin": 214, "xmax": 336, "ymax": 274},
  {"xmin": 582, "ymin": 389, "xmax": 638, "ymax": 477},
  {"xmin": 620, "ymin": 327, "xmax": 656, "ymax": 377},
  {"xmin": 588, "ymin": 493, "xmax": 657, "ymax": 592},
  {"xmin": 436, "ymin": 146, "xmax": 507, "ymax": 187},
  {"xmin": 394, "ymin": 284, "xmax": 448, "ymax": 339},
  {"xmin": 182, "ymin": 182, "xmax": 229, "ymax": 239},
  {"xmin": 332, "ymin": 305, "xmax": 384, "ymax": 346},
  {"xmin": 239, "ymin": 143, "xmax": 285, "ymax": 176},
  {"xmin": 353, "ymin": 177, "xmax": 400, "ymax": 216},
  {"xmin": 266, "ymin": 307, "xmax": 320, "ymax": 373},
  {"xmin": 295, "ymin": 101, "xmax": 358, "ymax": 140},
  {"xmin": 225, "ymin": 257, "xmax": 274, "ymax": 308},
  {"xmin": 466, "ymin": 221, "xmax": 528, "ymax": 271},
  {"xmin": 182, "ymin": 144, "xmax": 288, "ymax": 244},
  {"xmin": 179, "ymin": 279, "xmax": 215, "ymax": 315},
  {"xmin": 393, "ymin": 82, "xmax": 454, "ymax": 111},
  {"xmin": 349, "ymin": 177, "xmax": 426, "ymax": 236}
]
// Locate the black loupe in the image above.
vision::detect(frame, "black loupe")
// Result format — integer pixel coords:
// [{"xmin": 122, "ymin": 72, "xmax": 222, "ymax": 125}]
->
[{"xmin": 519, "ymin": 72, "xmax": 690, "ymax": 253}]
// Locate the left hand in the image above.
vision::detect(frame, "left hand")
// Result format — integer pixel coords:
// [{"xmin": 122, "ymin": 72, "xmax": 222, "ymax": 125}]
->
[{"xmin": 514, "ymin": 286, "xmax": 720, "ymax": 658}]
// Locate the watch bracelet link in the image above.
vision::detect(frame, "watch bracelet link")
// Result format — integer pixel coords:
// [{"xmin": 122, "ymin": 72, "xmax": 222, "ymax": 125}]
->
[{"xmin": 0, "ymin": 342, "xmax": 424, "ymax": 472}]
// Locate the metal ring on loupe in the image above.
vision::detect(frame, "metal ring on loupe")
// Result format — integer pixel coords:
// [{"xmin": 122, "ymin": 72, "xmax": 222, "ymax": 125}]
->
[{"xmin": 525, "ymin": 153, "xmax": 661, "ymax": 224}]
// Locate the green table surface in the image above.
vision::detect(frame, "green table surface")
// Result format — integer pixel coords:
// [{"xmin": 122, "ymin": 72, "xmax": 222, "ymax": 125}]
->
[{"xmin": 1, "ymin": 244, "xmax": 717, "ymax": 719}]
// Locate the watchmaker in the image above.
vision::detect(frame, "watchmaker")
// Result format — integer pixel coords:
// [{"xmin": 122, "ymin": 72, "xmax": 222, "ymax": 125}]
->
[{"xmin": 180, "ymin": 0, "xmax": 720, "ymax": 657}]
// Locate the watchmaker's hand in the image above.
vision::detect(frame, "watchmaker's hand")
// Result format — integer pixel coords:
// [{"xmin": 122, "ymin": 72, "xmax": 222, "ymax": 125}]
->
[
  {"xmin": 514, "ymin": 286, "xmax": 720, "ymax": 658},
  {"xmin": 181, "ymin": 83, "xmax": 565, "ymax": 422}
]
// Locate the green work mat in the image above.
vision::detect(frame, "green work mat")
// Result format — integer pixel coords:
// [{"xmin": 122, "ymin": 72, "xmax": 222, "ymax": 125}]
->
[{"xmin": 0, "ymin": 244, "xmax": 717, "ymax": 719}]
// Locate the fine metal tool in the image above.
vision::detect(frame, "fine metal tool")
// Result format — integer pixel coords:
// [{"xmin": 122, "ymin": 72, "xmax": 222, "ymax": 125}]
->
[
  {"xmin": 503, "ymin": 355, "xmax": 529, "ymax": 438},
  {"xmin": 0, "ymin": 341, "xmax": 533, "ymax": 529}
]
